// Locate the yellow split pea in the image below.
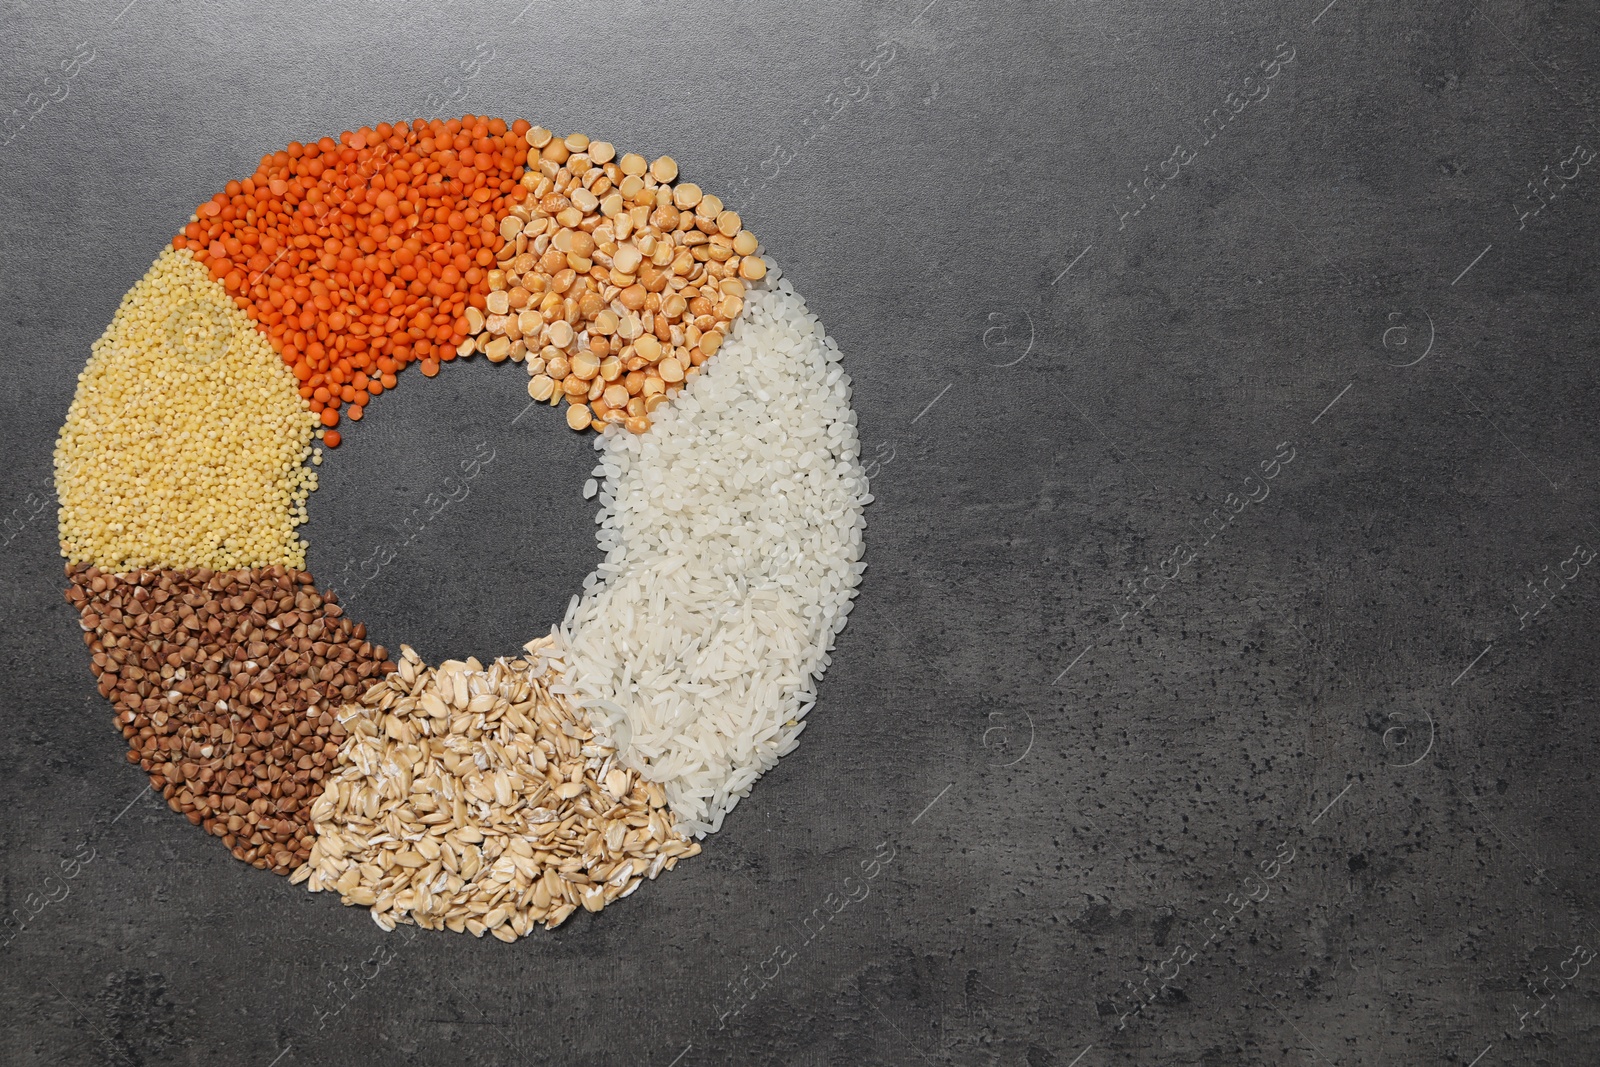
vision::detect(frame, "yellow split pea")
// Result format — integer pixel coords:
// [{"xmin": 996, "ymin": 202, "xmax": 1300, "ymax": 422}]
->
[{"xmin": 54, "ymin": 245, "xmax": 319, "ymax": 571}]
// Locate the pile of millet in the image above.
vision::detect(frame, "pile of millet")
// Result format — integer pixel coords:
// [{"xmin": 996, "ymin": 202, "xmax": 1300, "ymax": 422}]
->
[{"xmin": 54, "ymin": 245, "xmax": 319, "ymax": 573}]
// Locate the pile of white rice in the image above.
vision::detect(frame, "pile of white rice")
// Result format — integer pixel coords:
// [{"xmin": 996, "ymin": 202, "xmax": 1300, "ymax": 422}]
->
[{"xmin": 554, "ymin": 262, "xmax": 870, "ymax": 836}]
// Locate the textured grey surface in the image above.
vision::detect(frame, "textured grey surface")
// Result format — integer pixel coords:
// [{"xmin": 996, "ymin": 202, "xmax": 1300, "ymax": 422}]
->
[{"xmin": 3, "ymin": 0, "xmax": 1600, "ymax": 1064}]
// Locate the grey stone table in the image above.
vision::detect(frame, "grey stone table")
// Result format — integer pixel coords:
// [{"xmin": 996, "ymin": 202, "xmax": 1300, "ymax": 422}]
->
[{"xmin": 2, "ymin": 1, "xmax": 1598, "ymax": 1064}]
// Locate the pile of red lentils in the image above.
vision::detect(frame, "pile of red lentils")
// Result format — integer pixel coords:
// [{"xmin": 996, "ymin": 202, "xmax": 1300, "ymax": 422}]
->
[{"xmin": 173, "ymin": 115, "xmax": 529, "ymax": 444}]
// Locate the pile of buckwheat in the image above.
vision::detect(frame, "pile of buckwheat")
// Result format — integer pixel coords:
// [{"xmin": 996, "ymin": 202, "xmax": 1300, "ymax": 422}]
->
[{"xmin": 66, "ymin": 562, "xmax": 395, "ymax": 874}]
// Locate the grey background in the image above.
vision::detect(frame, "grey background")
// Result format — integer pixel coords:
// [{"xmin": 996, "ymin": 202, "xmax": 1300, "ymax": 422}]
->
[{"xmin": 1, "ymin": 0, "xmax": 1598, "ymax": 1064}]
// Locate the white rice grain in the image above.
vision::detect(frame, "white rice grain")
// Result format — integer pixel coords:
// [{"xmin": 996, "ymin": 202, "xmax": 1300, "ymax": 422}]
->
[{"xmin": 556, "ymin": 263, "xmax": 870, "ymax": 836}]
